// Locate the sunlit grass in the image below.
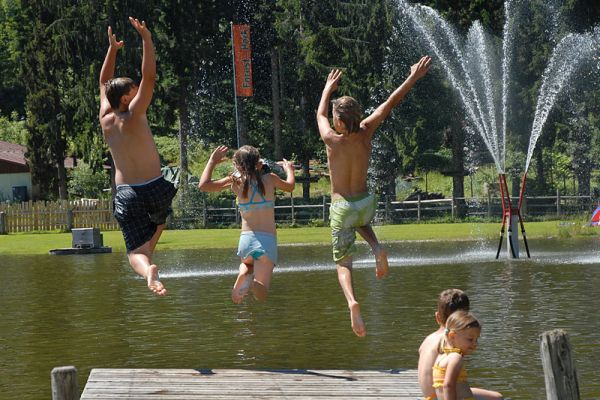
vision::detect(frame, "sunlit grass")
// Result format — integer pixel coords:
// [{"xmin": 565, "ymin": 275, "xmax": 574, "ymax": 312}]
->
[{"xmin": 1, "ymin": 220, "xmax": 596, "ymax": 255}]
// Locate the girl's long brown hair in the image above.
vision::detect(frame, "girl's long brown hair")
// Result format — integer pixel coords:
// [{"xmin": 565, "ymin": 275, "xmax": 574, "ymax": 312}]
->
[{"xmin": 232, "ymin": 145, "xmax": 265, "ymax": 198}]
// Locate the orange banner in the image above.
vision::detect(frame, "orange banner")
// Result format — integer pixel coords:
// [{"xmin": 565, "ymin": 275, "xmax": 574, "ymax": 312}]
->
[{"xmin": 232, "ymin": 24, "xmax": 253, "ymax": 97}]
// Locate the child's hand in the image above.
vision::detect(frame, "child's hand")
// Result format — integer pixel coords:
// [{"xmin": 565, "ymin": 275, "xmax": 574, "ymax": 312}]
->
[
  {"xmin": 280, "ymin": 159, "xmax": 295, "ymax": 173},
  {"xmin": 410, "ymin": 56, "xmax": 432, "ymax": 80},
  {"xmin": 209, "ymin": 145, "xmax": 229, "ymax": 164},
  {"xmin": 324, "ymin": 69, "xmax": 342, "ymax": 93},
  {"xmin": 129, "ymin": 17, "xmax": 152, "ymax": 40},
  {"xmin": 107, "ymin": 26, "xmax": 124, "ymax": 50}
]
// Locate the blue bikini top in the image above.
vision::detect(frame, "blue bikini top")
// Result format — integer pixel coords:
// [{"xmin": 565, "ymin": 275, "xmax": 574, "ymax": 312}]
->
[{"xmin": 237, "ymin": 182, "xmax": 274, "ymax": 213}]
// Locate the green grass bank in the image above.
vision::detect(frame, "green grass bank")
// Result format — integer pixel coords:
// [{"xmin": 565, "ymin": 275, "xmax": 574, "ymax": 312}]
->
[{"xmin": 1, "ymin": 221, "xmax": 597, "ymax": 255}]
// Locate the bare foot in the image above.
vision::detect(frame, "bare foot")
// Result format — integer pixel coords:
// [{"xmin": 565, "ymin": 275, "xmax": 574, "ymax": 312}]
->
[
  {"xmin": 232, "ymin": 263, "xmax": 254, "ymax": 304},
  {"xmin": 374, "ymin": 246, "xmax": 389, "ymax": 279},
  {"xmin": 350, "ymin": 302, "xmax": 366, "ymax": 337},
  {"xmin": 147, "ymin": 264, "xmax": 167, "ymax": 296}
]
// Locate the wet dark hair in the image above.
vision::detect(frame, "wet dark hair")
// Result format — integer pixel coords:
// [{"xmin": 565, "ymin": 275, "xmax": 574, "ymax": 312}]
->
[
  {"xmin": 232, "ymin": 145, "xmax": 265, "ymax": 198},
  {"xmin": 437, "ymin": 289, "xmax": 470, "ymax": 324},
  {"xmin": 104, "ymin": 77, "xmax": 136, "ymax": 109}
]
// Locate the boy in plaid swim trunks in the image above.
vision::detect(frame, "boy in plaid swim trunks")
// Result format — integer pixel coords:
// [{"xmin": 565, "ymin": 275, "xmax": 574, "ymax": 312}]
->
[
  {"xmin": 317, "ymin": 56, "xmax": 431, "ymax": 336},
  {"xmin": 99, "ymin": 18, "xmax": 175, "ymax": 296}
]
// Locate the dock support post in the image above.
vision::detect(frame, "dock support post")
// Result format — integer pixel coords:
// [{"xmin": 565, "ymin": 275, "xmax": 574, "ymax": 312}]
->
[
  {"xmin": 540, "ymin": 329, "xmax": 580, "ymax": 400},
  {"xmin": 51, "ymin": 366, "xmax": 79, "ymax": 400}
]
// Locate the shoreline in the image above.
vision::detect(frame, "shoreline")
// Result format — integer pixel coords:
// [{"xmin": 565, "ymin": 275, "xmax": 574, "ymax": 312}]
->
[{"xmin": 1, "ymin": 220, "xmax": 596, "ymax": 255}]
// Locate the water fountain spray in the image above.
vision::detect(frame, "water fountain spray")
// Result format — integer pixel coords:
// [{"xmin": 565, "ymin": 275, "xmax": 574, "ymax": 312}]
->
[{"xmin": 399, "ymin": 0, "xmax": 600, "ymax": 258}]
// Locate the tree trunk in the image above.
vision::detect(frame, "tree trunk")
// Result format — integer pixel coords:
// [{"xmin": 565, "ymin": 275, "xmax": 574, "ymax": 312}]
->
[
  {"xmin": 449, "ymin": 121, "xmax": 466, "ymax": 218},
  {"xmin": 535, "ymin": 149, "xmax": 547, "ymax": 194},
  {"xmin": 300, "ymin": 94, "xmax": 310, "ymax": 200},
  {"xmin": 271, "ymin": 49, "xmax": 282, "ymax": 160},
  {"xmin": 179, "ymin": 87, "xmax": 189, "ymax": 192},
  {"xmin": 57, "ymin": 161, "xmax": 68, "ymax": 200}
]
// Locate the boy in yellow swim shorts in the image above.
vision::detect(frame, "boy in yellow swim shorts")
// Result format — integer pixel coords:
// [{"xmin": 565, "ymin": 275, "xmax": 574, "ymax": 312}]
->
[{"xmin": 317, "ymin": 56, "xmax": 431, "ymax": 337}]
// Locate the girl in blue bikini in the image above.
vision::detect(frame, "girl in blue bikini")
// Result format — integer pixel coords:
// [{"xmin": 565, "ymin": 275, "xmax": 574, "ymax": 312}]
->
[{"xmin": 199, "ymin": 145, "xmax": 295, "ymax": 303}]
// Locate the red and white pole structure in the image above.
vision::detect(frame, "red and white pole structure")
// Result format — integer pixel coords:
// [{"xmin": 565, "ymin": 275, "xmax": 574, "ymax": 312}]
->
[{"xmin": 496, "ymin": 173, "xmax": 530, "ymax": 259}]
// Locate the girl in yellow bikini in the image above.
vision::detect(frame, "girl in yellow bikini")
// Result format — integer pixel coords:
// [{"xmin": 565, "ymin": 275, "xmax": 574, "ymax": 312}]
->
[
  {"xmin": 432, "ymin": 310, "xmax": 503, "ymax": 400},
  {"xmin": 199, "ymin": 145, "xmax": 295, "ymax": 303}
]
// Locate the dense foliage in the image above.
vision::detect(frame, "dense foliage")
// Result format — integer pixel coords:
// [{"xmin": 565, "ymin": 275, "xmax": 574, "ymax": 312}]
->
[{"xmin": 0, "ymin": 0, "xmax": 599, "ymax": 202}]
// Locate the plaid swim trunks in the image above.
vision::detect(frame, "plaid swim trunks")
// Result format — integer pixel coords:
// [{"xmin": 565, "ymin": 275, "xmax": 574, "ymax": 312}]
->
[
  {"xmin": 113, "ymin": 176, "xmax": 177, "ymax": 252},
  {"xmin": 329, "ymin": 193, "xmax": 377, "ymax": 262}
]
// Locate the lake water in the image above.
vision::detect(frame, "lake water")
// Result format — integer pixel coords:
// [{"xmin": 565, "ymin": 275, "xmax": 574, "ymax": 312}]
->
[{"xmin": 1, "ymin": 236, "xmax": 599, "ymax": 399}]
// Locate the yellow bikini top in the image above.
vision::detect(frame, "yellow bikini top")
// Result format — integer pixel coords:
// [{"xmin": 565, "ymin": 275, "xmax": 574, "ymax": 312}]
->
[
  {"xmin": 443, "ymin": 347, "xmax": 463, "ymax": 355},
  {"xmin": 432, "ymin": 347, "xmax": 468, "ymax": 387}
]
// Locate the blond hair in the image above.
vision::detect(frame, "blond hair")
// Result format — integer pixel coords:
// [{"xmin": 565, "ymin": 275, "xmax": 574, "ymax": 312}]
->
[
  {"xmin": 332, "ymin": 96, "xmax": 362, "ymax": 133},
  {"xmin": 439, "ymin": 310, "xmax": 481, "ymax": 353}
]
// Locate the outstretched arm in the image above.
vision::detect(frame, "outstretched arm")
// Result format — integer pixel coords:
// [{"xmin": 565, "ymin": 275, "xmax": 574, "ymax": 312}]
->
[
  {"xmin": 128, "ymin": 17, "xmax": 156, "ymax": 117},
  {"xmin": 272, "ymin": 159, "xmax": 295, "ymax": 192},
  {"xmin": 317, "ymin": 69, "xmax": 342, "ymax": 140},
  {"xmin": 198, "ymin": 145, "xmax": 232, "ymax": 192},
  {"xmin": 99, "ymin": 26, "xmax": 124, "ymax": 117},
  {"xmin": 361, "ymin": 56, "xmax": 431, "ymax": 138}
]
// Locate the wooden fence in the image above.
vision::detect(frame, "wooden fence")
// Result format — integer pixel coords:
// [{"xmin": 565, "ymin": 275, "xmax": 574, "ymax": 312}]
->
[
  {"xmin": 0, "ymin": 193, "xmax": 596, "ymax": 233},
  {"xmin": 0, "ymin": 199, "xmax": 117, "ymax": 233}
]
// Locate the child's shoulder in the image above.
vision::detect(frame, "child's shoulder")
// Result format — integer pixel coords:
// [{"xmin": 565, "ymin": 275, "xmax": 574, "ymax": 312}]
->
[{"xmin": 419, "ymin": 330, "xmax": 443, "ymax": 353}]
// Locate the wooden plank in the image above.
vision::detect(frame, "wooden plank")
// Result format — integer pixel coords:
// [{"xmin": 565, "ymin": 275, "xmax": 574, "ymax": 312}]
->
[{"xmin": 81, "ymin": 369, "xmax": 421, "ymax": 399}]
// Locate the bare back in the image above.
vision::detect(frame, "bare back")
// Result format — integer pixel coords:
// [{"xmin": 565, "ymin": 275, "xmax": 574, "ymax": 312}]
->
[
  {"xmin": 100, "ymin": 111, "xmax": 161, "ymax": 185},
  {"xmin": 323, "ymin": 127, "xmax": 371, "ymax": 199},
  {"xmin": 232, "ymin": 174, "xmax": 278, "ymax": 235},
  {"xmin": 418, "ymin": 329, "xmax": 443, "ymax": 398}
]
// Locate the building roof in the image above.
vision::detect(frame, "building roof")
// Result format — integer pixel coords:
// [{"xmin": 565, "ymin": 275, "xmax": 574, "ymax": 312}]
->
[{"xmin": 0, "ymin": 140, "xmax": 27, "ymax": 166}]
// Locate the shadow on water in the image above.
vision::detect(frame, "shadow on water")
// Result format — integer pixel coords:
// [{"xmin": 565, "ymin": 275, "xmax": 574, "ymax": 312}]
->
[{"xmin": 1, "ymin": 237, "xmax": 599, "ymax": 399}]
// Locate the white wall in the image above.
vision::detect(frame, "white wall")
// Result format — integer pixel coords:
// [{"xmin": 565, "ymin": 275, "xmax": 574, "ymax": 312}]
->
[{"xmin": 0, "ymin": 173, "xmax": 32, "ymax": 201}]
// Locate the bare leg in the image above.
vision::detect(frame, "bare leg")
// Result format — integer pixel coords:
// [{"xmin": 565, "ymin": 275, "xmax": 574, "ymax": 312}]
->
[
  {"xmin": 127, "ymin": 224, "xmax": 167, "ymax": 296},
  {"xmin": 472, "ymin": 388, "xmax": 503, "ymax": 400},
  {"xmin": 357, "ymin": 225, "xmax": 389, "ymax": 278},
  {"xmin": 336, "ymin": 257, "xmax": 366, "ymax": 337},
  {"xmin": 251, "ymin": 255, "xmax": 274, "ymax": 302},
  {"xmin": 232, "ymin": 260, "xmax": 254, "ymax": 304}
]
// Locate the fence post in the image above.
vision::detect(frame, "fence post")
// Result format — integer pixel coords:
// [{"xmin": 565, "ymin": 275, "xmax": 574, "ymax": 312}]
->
[
  {"xmin": 66, "ymin": 209, "xmax": 74, "ymax": 232},
  {"xmin": 291, "ymin": 193, "xmax": 295, "ymax": 225},
  {"xmin": 234, "ymin": 199, "xmax": 240, "ymax": 225},
  {"xmin": 540, "ymin": 329, "xmax": 580, "ymax": 400},
  {"xmin": 0, "ymin": 211, "xmax": 7, "ymax": 234},
  {"xmin": 556, "ymin": 188, "xmax": 561, "ymax": 217},
  {"xmin": 202, "ymin": 199, "xmax": 207, "ymax": 227},
  {"xmin": 322, "ymin": 196, "xmax": 327, "ymax": 224},
  {"xmin": 451, "ymin": 197, "xmax": 455, "ymax": 219},
  {"xmin": 51, "ymin": 366, "xmax": 79, "ymax": 400},
  {"xmin": 417, "ymin": 193, "xmax": 421, "ymax": 222}
]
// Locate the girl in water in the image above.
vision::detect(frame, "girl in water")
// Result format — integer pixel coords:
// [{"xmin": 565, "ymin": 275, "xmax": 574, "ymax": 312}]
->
[{"xmin": 199, "ymin": 145, "xmax": 295, "ymax": 303}]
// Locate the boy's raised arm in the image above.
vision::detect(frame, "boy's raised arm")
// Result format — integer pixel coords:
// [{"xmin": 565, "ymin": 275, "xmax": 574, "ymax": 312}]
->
[
  {"xmin": 361, "ymin": 56, "xmax": 431, "ymax": 138},
  {"xmin": 317, "ymin": 69, "xmax": 342, "ymax": 139},
  {"xmin": 99, "ymin": 26, "xmax": 124, "ymax": 117},
  {"xmin": 128, "ymin": 17, "xmax": 156, "ymax": 117}
]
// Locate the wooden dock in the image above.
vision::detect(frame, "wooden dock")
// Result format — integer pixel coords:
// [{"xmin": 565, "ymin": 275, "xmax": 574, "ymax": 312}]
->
[{"xmin": 80, "ymin": 368, "xmax": 421, "ymax": 399}]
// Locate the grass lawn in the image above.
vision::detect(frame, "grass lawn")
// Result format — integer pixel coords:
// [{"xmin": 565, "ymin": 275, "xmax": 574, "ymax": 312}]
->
[{"xmin": 1, "ymin": 220, "xmax": 597, "ymax": 255}]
